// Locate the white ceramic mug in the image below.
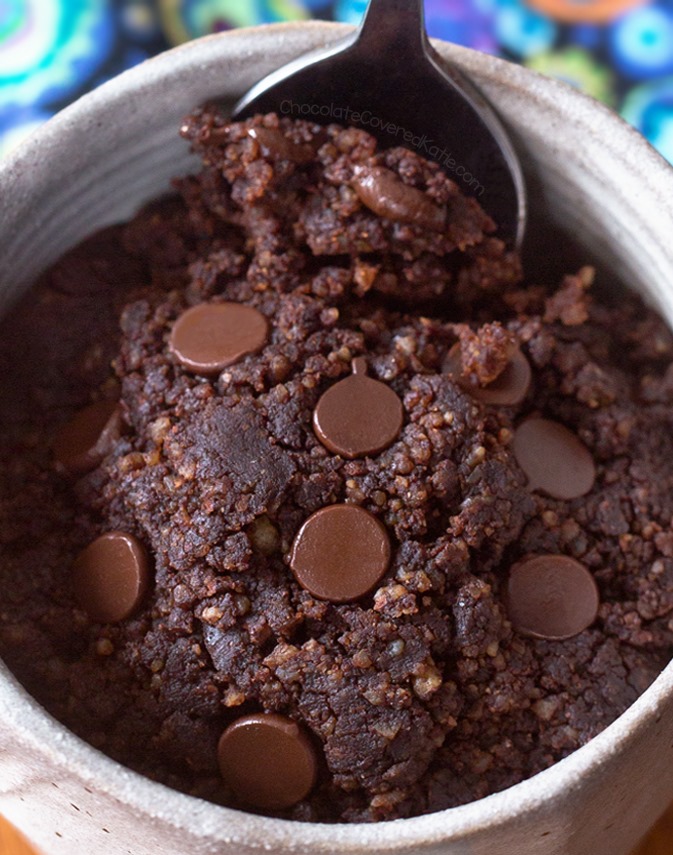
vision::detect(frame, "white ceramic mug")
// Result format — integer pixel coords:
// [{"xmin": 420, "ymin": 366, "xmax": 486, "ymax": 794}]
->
[{"xmin": 2, "ymin": 23, "xmax": 673, "ymax": 855}]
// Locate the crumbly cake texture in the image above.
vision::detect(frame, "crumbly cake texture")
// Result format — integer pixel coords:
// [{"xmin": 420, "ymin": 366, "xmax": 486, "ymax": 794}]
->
[{"xmin": 2, "ymin": 109, "xmax": 673, "ymax": 822}]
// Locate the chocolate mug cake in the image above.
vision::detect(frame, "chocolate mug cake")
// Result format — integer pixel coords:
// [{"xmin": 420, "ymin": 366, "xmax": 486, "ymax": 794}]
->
[{"xmin": 1, "ymin": 108, "xmax": 673, "ymax": 823}]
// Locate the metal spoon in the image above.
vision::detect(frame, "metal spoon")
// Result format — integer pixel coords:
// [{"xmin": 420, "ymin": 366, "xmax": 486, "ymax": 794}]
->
[{"xmin": 232, "ymin": 0, "xmax": 526, "ymax": 247}]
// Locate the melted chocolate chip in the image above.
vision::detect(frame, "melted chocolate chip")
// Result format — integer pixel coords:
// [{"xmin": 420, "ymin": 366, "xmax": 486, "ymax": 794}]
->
[
  {"xmin": 289, "ymin": 504, "xmax": 391, "ymax": 603},
  {"xmin": 248, "ymin": 127, "xmax": 315, "ymax": 163},
  {"xmin": 71, "ymin": 532, "xmax": 150, "ymax": 623},
  {"xmin": 53, "ymin": 400, "xmax": 122, "ymax": 475},
  {"xmin": 351, "ymin": 165, "xmax": 446, "ymax": 231},
  {"xmin": 217, "ymin": 713, "xmax": 318, "ymax": 810},
  {"xmin": 313, "ymin": 357, "xmax": 403, "ymax": 459},
  {"xmin": 506, "ymin": 554, "xmax": 600, "ymax": 640},
  {"xmin": 512, "ymin": 418, "xmax": 596, "ymax": 500},
  {"xmin": 169, "ymin": 302, "xmax": 268, "ymax": 375},
  {"xmin": 444, "ymin": 343, "xmax": 532, "ymax": 406}
]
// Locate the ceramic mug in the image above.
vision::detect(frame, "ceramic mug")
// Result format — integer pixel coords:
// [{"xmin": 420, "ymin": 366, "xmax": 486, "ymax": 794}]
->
[{"xmin": 1, "ymin": 23, "xmax": 673, "ymax": 855}]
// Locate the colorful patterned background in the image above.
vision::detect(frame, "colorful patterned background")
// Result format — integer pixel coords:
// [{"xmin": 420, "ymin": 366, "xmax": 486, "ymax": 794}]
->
[{"xmin": 1, "ymin": 0, "xmax": 672, "ymax": 163}]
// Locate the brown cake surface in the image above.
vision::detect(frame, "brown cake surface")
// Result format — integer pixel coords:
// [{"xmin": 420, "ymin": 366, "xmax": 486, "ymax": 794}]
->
[{"xmin": 2, "ymin": 109, "xmax": 673, "ymax": 822}]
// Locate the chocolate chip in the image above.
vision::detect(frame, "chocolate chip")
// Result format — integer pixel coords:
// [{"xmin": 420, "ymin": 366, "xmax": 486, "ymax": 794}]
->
[
  {"xmin": 351, "ymin": 165, "xmax": 446, "ymax": 231},
  {"xmin": 72, "ymin": 532, "xmax": 150, "ymax": 623},
  {"xmin": 512, "ymin": 418, "xmax": 595, "ymax": 500},
  {"xmin": 506, "ymin": 554, "xmax": 600, "ymax": 640},
  {"xmin": 248, "ymin": 127, "xmax": 315, "ymax": 163},
  {"xmin": 444, "ymin": 343, "xmax": 531, "ymax": 406},
  {"xmin": 53, "ymin": 400, "xmax": 122, "ymax": 475},
  {"xmin": 289, "ymin": 504, "xmax": 391, "ymax": 603},
  {"xmin": 313, "ymin": 357, "xmax": 403, "ymax": 458},
  {"xmin": 217, "ymin": 713, "xmax": 317, "ymax": 810},
  {"xmin": 169, "ymin": 302, "xmax": 268, "ymax": 375}
]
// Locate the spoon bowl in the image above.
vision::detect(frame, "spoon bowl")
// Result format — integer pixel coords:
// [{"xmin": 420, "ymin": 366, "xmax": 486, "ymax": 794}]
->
[{"xmin": 233, "ymin": 0, "xmax": 526, "ymax": 246}]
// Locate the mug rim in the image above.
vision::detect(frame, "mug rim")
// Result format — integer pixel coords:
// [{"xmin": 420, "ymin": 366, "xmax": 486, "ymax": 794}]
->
[{"xmin": 1, "ymin": 21, "xmax": 673, "ymax": 851}]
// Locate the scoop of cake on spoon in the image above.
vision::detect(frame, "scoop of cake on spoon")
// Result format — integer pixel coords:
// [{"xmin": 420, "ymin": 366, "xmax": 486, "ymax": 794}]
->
[{"xmin": 232, "ymin": 0, "xmax": 526, "ymax": 247}]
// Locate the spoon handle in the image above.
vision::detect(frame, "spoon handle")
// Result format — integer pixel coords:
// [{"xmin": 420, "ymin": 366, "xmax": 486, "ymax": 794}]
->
[{"xmin": 357, "ymin": 0, "xmax": 428, "ymax": 52}]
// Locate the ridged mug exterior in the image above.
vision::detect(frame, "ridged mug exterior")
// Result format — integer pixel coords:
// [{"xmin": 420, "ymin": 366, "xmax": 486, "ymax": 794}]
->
[{"xmin": 1, "ymin": 23, "xmax": 673, "ymax": 855}]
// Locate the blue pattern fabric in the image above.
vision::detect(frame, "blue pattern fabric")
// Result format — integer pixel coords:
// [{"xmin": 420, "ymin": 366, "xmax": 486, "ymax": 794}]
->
[{"xmin": 1, "ymin": 0, "xmax": 672, "ymax": 162}]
